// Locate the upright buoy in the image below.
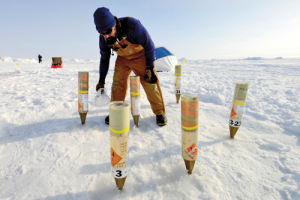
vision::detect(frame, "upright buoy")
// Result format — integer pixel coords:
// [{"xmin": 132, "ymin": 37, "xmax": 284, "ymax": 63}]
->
[
  {"xmin": 109, "ymin": 101, "xmax": 130, "ymax": 190},
  {"xmin": 175, "ymin": 64, "xmax": 182, "ymax": 103},
  {"xmin": 78, "ymin": 72, "xmax": 89, "ymax": 124},
  {"xmin": 229, "ymin": 82, "xmax": 249, "ymax": 138},
  {"xmin": 130, "ymin": 76, "xmax": 140, "ymax": 126},
  {"xmin": 181, "ymin": 94, "xmax": 199, "ymax": 174}
]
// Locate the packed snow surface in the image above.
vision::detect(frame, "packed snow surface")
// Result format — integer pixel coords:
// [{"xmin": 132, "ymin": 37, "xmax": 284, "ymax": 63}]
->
[{"xmin": 0, "ymin": 57, "xmax": 300, "ymax": 200}]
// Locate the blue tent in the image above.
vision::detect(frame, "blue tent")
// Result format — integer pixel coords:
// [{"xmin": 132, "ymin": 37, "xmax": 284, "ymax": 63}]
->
[{"xmin": 154, "ymin": 46, "xmax": 178, "ymax": 72}]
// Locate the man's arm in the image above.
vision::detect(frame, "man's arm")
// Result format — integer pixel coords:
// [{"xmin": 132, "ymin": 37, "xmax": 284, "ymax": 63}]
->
[
  {"xmin": 99, "ymin": 35, "xmax": 111, "ymax": 83},
  {"xmin": 133, "ymin": 20, "xmax": 155, "ymax": 67}
]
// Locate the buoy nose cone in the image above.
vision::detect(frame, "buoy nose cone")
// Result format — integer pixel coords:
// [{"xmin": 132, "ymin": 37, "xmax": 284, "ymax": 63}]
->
[
  {"xmin": 176, "ymin": 94, "xmax": 181, "ymax": 103},
  {"xmin": 229, "ymin": 126, "xmax": 239, "ymax": 138},
  {"xmin": 184, "ymin": 159, "xmax": 195, "ymax": 174},
  {"xmin": 79, "ymin": 113, "xmax": 87, "ymax": 124},
  {"xmin": 133, "ymin": 115, "xmax": 139, "ymax": 126},
  {"xmin": 115, "ymin": 177, "xmax": 127, "ymax": 190}
]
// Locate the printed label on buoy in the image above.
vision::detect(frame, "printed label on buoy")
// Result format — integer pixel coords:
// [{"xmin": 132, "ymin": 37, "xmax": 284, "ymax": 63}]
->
[
  {"xmin": 177, "ymin": 77, "xmax": 181, "ymax": 87},
  {"xmin": 175, "ymin": 76, "xmax": 182, "ymax": 94},
  {"xmin": 135, "ymin": 99, "xmax": 140, "ymax": 115},
  {"xmin": 110, "ymin": 135, "xmax": 130, "ymax": 178},
  {"xmin": 229, "ymin": 119, "xmax": 241, "ymax": 127},
  {"xmin": 236, "ymin": 105, "xmax": 245, "ymax": 113},
  {"xmin": 110, "ymin": 135, "xmax": 129, "ymax": 169},
  {"xmin": 229, "ymin": 103, "xmax": 244, "ymax": 126},
  {"xmin": 111, "ymin": 148, "xmax": 122, "ymax": 166},
  {"xmin": 111, "ymin": 166, "xmax": 130, "ymax": 178},
  {"xmin": 182, "ymin": 129, "xmax": 198, "ymax": 161},
  {"xmin": 175, "ymin": 89, "xmax": 181, "ymax": 94},
  {"xmin": 185, "ymin": 143, "xmax": 198, "ymax": 159},
  {"xmin": 82, "ymin": 94, "xmax": 88, "ymax": 111}
]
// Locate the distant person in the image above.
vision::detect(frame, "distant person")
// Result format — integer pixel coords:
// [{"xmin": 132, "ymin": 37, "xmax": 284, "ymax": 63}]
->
[
  {"xmin": 93, "ymin": 7, "xmax": 167, "ymax": 126},
  {"xmin": 38, "ymin": 54, "xmax": 42, "ymax": 63}
]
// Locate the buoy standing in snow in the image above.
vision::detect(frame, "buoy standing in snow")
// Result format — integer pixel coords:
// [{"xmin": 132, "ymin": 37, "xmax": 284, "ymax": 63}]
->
[
  {"xmin": 181, "ymin": 94, "xmax": 199, "ymax": 174},
  {"xmin": 229, "ymin": 82, "xmax": 249, "ymax": 138},
  {"xmin": 175, "ymin": 64, "xmax": 182, "ymax": 103},
  {"xmin": 78, "ymin": 72, "xmax": 89, "ymax": 124},
  {"xmin": 109, "ymin": 101, "xmax": 130, "ymax": 190},
  {"xmin": 130, "ymin": 76, "xmax": 141, "ymax": 126}
]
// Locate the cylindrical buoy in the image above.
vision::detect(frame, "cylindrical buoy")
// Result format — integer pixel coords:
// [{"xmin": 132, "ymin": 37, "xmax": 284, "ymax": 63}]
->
[
  {"xmin": 229, "ymin": 82, "xmax": 249, "ymax": 138},
  {"xmin": 109, "ymin": 101, "xmax": 130, "ymax": 190},
  {"xmin": 78, "ymin": 72, "xmax": 89, "ymax": 124},
  {"xmin": 175, "ymin": 65, "xmax": 182, "ymax": 103},
  {"xmin": 181, "ymin": 94, "xmax": 199, "ymax": 174},
  {"xmin": 130, "ymin": 76, "xmax": 140, "ymax": 126}
]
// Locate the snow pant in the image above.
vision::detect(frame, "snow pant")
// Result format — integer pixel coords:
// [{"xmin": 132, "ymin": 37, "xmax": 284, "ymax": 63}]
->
[{"xmin": 111, "ymin": 51, "xmax": 166, "ymax": 115}]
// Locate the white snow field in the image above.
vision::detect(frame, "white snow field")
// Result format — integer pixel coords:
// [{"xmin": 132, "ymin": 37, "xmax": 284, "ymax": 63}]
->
[{"xmin": 0, "ymin": 57, "xmax": 299, "ymax": 200}]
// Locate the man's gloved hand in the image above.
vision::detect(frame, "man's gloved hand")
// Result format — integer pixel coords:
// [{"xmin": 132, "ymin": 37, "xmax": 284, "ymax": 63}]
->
[
  {"xmin": 96, "ymin": 81, "xmax": 105, "ymax": 93},
  {"xmin": 144, "ymin": 66, "xmax": 158, "ymax": 84}
]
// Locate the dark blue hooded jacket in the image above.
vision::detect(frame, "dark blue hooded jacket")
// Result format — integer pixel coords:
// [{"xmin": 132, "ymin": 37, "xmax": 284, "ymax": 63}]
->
[{"xmin": 98, "ymin": 17, "xmax": 155, "ymax": 83}]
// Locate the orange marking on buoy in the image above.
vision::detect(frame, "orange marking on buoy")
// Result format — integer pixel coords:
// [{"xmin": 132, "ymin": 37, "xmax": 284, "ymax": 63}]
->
[
  {"xmin": 230, "ymin": 107, "xmax": 237, "ymax": 118},
  {"xmin": 78, "ymin": 102, "xmax": 82, "ymax": 109},
  {"xmin": 185, "ymin": 144, "xmax": 198, "ymax": 159},
  {"xmin": 111, "ymin": 148, "xmax": 122, "ymax": 166},
  {"xmin": 181, "ymin": 100, "xmax": 199, "ymax": 127}
]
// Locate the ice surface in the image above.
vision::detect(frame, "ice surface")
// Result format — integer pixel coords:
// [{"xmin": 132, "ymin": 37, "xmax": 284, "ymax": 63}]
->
[{"xmin": 0, "ymin": 57, "xmax": 300, "ymax": 199}]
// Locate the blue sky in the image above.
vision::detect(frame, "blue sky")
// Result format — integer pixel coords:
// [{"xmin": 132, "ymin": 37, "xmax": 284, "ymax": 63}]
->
[{"xmin": 1, "ymin": 0, "xmax": 299, "ymax": 61}]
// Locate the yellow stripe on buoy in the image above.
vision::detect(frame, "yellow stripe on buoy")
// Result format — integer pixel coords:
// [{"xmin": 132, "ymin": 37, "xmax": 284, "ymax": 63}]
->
[
  {"xmin": 175, "ymin": 73, "xmax": 182, "ymax": 76},
  {"xmin": 232, "ymin": 101, "xmax": 246, "ymax": 106},
  {"xmin": 110, "ymin": 126, "xmax": 130, "ymax": 134},
  {"xmin": 130, "ymin": 92, "xmax": 140, "ymax": 95},
  {"xmin": 181, "ymin": 125, "xmax": 199, "ymax": 130},
  {"xmin": 78, "ymin": 90, "xmax": 88, "ymax": 94}
]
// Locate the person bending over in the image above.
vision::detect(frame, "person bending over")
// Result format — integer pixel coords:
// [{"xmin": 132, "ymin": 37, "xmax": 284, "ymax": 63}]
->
[{"xmin": 93, "ymin": 7, "xmax": 167, "ymax": 126}]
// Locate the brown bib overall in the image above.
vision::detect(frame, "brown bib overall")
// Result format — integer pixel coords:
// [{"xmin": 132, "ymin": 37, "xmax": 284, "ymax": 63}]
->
[{"xmin": 111, "ymin": 38, "xmax": 165, "ymax": 115}]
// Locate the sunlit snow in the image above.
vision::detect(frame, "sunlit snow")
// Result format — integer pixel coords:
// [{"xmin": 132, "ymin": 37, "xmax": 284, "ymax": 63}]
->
[{"xmin": 0, "ymin": 57, "xmax": 299, "ymax": 199}]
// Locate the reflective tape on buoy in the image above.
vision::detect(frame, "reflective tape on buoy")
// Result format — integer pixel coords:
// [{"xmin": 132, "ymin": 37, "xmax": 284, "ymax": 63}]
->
[
  {"xmin": 110, "ymin": 126, "xmax": 130, "ymax": 134},
  {"xmin": 182, "ymin": 125, "xmax": 199, "ymax": 130},
  {"xmin": 78, "ymin": 90, "xmax": 88, "ymax": 94},
  {"xmin": 232, "ymin": 101, "xmax": 246, "ymax": 106}
]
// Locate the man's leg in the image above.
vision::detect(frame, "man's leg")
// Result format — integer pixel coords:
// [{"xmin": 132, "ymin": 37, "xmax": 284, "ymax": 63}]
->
[
  {"xmin": 111, "ymin": 56, "xmax": 132, "ymax": 102},
  {"xmin": 129, "ymin": 55, "xmax": 165, "ymax": 115}
]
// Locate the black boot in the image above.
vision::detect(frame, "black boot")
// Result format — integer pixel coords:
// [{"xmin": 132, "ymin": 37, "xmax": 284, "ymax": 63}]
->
[
  {"xmin": 105, "ymin": 115, "xmax": 109, "ymax": 125},
  {"xmin": 156, "ymin": 115, "xmax": 167, "ymax": 126}
]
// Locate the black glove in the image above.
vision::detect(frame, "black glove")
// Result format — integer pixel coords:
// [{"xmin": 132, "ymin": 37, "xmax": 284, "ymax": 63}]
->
[
  {"xmin": 144, "ymin": 66, "xmax": 158, "ymax": 84},
  {"xmin": 96, "ymin": 81, "xmax": 105, "ymax": 93}
]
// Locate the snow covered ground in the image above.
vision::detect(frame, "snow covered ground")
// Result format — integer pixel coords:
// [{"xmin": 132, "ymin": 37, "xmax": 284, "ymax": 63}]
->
[{"xmin": 0, "ymin": 57, "xmax": 299, "ymax": 200}]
